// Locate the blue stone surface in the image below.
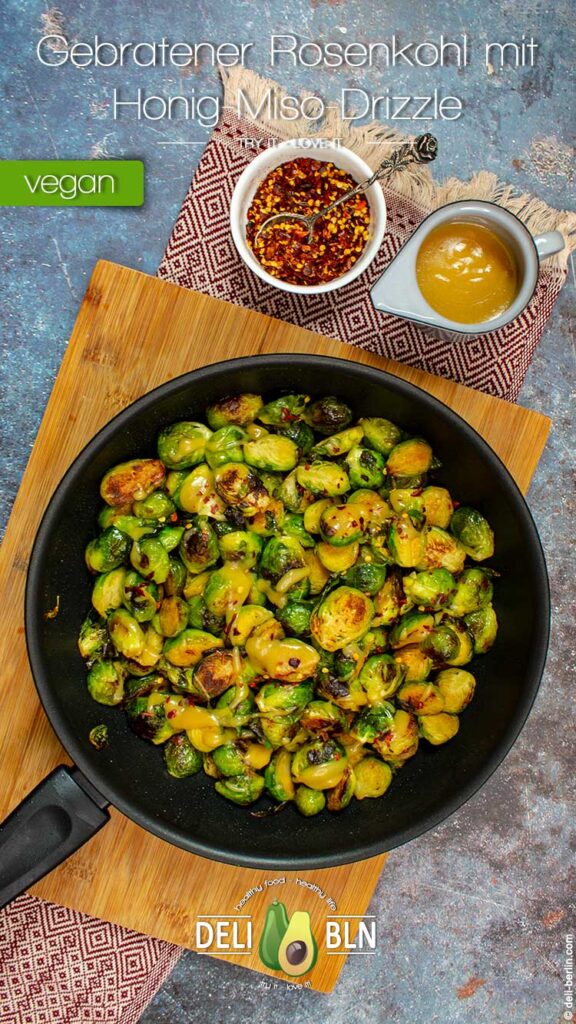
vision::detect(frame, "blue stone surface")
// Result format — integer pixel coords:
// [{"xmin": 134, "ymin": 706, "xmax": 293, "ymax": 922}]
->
[{"xmin": 0, "ymin": 1, "xmax": 574, "ymax": 1022}]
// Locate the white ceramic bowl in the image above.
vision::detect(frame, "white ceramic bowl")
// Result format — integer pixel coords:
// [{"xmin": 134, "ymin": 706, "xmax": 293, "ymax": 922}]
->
[{"xmin": 230, "ymin": 139, "xmax": 386, "ymax": 295}]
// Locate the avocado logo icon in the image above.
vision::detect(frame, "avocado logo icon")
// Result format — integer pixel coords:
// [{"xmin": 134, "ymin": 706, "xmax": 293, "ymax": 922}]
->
[{"xmin": 259, "ymin": 901, "xmax": 318, "ymax": 977}]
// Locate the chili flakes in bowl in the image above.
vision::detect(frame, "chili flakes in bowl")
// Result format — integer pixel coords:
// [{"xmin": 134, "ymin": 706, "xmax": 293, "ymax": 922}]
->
[{"xmin": 245, "ymin": 157, "xmax": 371, "ymax": 287}]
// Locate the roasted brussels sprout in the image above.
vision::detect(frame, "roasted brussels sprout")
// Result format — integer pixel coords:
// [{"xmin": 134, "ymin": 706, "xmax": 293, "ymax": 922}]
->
[
  {"xmin": 258, "ymin": 394, "xmax": 309, "ymax": 426},
  {"xmin": 450, "ymin": 507, "xmax": 495, "ymax": 562},
  {"xmin": 277, "ymin": 599, "xmax": 314, "ymax": 637},
  {"xmin": 316, "ymin": 540, "xmax": 360, "ymax": 573},
  {"xmin": 342, "ymin": 560, "xmax": 388, "ymax": 596},
  {"xmin": 326, "ymin": 766, "xmax": 356, "ymax": 811},
  {"xmin": 260, "ymin": 535, "xmax": 306, "ymax": 583},
  {"xmin": 215, "ymin": 773, "xmax": 265, "ymax": 805},
  {"xmin": 418, "ymin": 526, "xmax": 466, "ymax": 574},
  {"xmin": 87, "ymin": 660, "xmax": 125, "ymax": 705},
  {"xmin": 359, "ymin": 654, "xmax": 404, "ymax": 703},
  {"xmin": 215, "ymin": 684, "xmax": 256, "ymax": 727},
  {"xmin": 163, "ymin": 628, "xmax": 223, "ymax": 667},
  {"xmin": 465, "ymin": 604, "xmax": 498, "ymax": 654},
  {"xmin": 157, "ymin": 596, "xmax": 189, "ymax": 637},
  {"xmin": 420, "ymin": 623, "xmax": 460, "ymax": 664},
  {"xmin": 389, "ymin": 612, "xmax": 435, "ymax": 649},
  {"xmin": 397, "ymin": 681, "xmax": 445, "ymax": 715},
  {"xmin": 388, "ymin": 517, "xmax": 426, "ymax": 568},
  {"xmin": 85, "ymin": 526, "xmax": 130, "ymax": 574},
  {"xmin": 125, "ymin": 694, "xmax": 172, "ymax": 743},
  {"xmin": 305, "ymin": 396, "xmax": 353, "ymax": 436},
  {"xmin": 296, "ymin": 461, "xmax": 351, "ymax": 498},
  {"xmin": 246, "ymin": 636, "xmax": 319, "ymax": 683},
  {"xmin": 386, "ymin": 438, "xmax": 433, "ymax": 477},
  {"xmin": 100, "ymin": 459, "xmax": 166, "ymax": 507},
  {"xmin": 310, "ymin": 587, "xmax": 374, "ymax": 652},
  {"xmin": 419, "ymin": 713, "xmax": 459, "ymax": 745},
  {"xmin": 205, "ymin": 426, "xmax": 246, "ymax": 469},
  {"xmin": 359, "ymin": 417, "xmax": 402, "ymax": 455},
  {"xmin": 157, "ymin": 421, "xmax": 212, "ymax": 470},
  {"xmin": 218, "ymin": 530, "xmax": 262, "ymax": 569},
  {"xmin": 132, "ymin": 491, "xmax": 175, "ymax": 521},
  {"xmin": 373, "ymin": 709, "xmax": 419, "ymax": 763},
  {"xmin": 130, "ymin": 537, "xmax": 171, "ymax": 584},
  {"xmin": 282, "ymin": 513, "xmax": 315, "ymax": 549},
  {"xmin": 78, "ymin": 615, "xmax": 111, "ymax": 663},
  {"xmin": 299, "ymin": 700, "xmax": 347, "ymax": 734},
  {"xmin": 97, "ymin": 508, "xmax": 155, "ymax": 541},
  {"xmin": 291, "ymin": 739, "xmax": 348, "ymax": 790},
  {"xmin": 295, "ymin": 786, "xmax": 326, "ymax": 816},
  {"xmin": 156, "ymin": 525, "xmax": 185, "ymax": 553},
  {"xmin": 164, "ymin": 557, "xmax": 187, "ymax": 597},
  {"xmin": 374, "ymin": 570, "xmax": 409, "ymax": 624},
  {"xmin": 389, "ymin": 487, "xmax": 424, "ymax": 521},
  {"xmin": 354, "ymin": 757, "xmax": 392, "ymax": 799},
  {"xmin": 436, "ymin": 668, "xmax": 476, "ymax": 713},
  {"xmin": 264, "ymin": 749, "xmax": 296, "ymax": 802},
  {"xmin": 178, "ymin": 517, "xmax": 219, "ymax": 574},
  {"xmin": 244, "ymin": 435, "xmax": 299, "ymax": 473},
  {"xmin": 206, "ymin": 393, "xmax": 263, "ymax": 430},
  {"xmin": 122, "ymin": 571, "xmax": 159, "ymax": 622},
  {"xmin": 204, "ymin": 564, "xmax": 253, "ymax": 617},
  {"xmin": 214, "ymin": 462, "xmax": 269, "ymax": 517},
  {"xmin": 278, "ymin": 469, "xmax": 315, "ymax": 514},
  {"xmin": 319, "ymin": 504, "xmax": 366, "ymax": 546},
  {"xmin": 312, "ymin": 425, "xmax": 364, "ymax": 458},
  {"xmin": 176, "ymin": 465, "xmax": 227, "ymax": 519},
  {"xmin": 422, "ymin": 486, "xmax": 454, "ymax": 528},
  {"xmin": 393, "ymin": 646, "xmax": 432, "ymax": 683},
  {"xmin": 277, "ymin": 419, "xmax": 315, "ymax": 457},
  {"xmin": 351, "ymin": 702, "xmax": 395, "ymax": 744},
  {"xmin": 107, "ymin": 609, "xmax": 145, "ymax": 659},
  {"xmin": 302, "ymin": 549, "xmax": 331, "ymax": 595},
  {"xmin": 402, "ymin": 568, "xmax": 456, "ymax": 610},
  {"xmin": 164, "ymin": 733, "xmax": 203, "ymax": 777},
  {"xmin": 345, "ymin": 446, "xmax": 386, "ymax": 489},
  {"xmin": 448, "ymin": 568, "xmax": 494, "ymax": 617}
]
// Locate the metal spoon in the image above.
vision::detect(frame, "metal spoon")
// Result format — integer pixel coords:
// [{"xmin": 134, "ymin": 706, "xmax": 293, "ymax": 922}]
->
[{"xmin": 253, "ymin": 133, "xmax": 438, "ymax": 244}]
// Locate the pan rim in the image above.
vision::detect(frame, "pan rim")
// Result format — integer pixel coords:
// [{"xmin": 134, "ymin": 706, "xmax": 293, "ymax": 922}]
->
[{"xmin": 24, "ymin": 353, "xmax": 550, "ymax": 869}]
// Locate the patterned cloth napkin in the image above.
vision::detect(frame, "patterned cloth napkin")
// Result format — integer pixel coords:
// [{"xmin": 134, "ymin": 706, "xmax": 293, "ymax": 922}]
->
[
  {"xmin": 0, "ymin": 895, "xmax": 181, "ymax": 1024},
  {"xmin": 158, "ymin": 72, "xmax": 575, "ymax": 403}
]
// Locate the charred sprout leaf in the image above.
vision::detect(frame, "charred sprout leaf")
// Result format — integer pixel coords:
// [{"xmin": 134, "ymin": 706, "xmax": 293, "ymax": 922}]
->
[
  {"xmin": 78, "ymin": 615, "xmax": 110, "ymax": 662},
  {"xmin": 88, "ymin": 724, "xmax": 109, "ymax": 750}
]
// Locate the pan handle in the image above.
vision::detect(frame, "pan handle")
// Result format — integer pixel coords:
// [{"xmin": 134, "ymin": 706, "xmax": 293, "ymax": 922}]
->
[{"xmin": 0, "ymin": 765, "xmax": 110, "ymax": 909}]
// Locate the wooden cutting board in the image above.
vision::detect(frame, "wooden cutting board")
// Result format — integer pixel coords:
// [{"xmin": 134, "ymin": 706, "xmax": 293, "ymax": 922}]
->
[{"xmin": 0, "ymin": 261, "xmax": 550, "ymax": 993}]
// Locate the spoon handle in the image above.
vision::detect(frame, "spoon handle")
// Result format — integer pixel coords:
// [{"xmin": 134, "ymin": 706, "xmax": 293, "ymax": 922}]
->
[{"xmin": 309, "ymin": 134, "xmax": 438, "ymax": 228}]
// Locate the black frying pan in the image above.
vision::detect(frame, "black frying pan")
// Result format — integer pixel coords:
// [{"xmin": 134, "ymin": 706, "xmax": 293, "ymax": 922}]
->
[{"xmin": 0, "ymin": 355, "xmax": 550, "ymax": 906}]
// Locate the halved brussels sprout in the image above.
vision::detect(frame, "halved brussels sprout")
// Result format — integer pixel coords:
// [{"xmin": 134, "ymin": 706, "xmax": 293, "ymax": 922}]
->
[
  {"xmin": 448, "ymin": 568, "xmax": 493, "ymax": 617},
  {"xmin": 100, "ymin": 459, "xmax": 166, "ymax": 507},
  {"xmin": 436, "ymin": 668, "xmax": 476, "ymax": 713},
  {"xmin": 296, "ymin": 462, "xmax": 350, "ymax": 498},
  {"xmin": 359, "ymin": 654, "xmax": 404, "ymax": 703},
  {"xmin": 419, "ymin": 712, "xmax": 459, "ymax": 745},
  {"xmin": 85, "ymin": 526, "xmax": 130, "ymax": 574},
  {"xmin": 215, "ymin": 685, "xmax": 256, "ymax": 728},
  {"xmin": 359, "ymin": 417, "xmax": 402, "ymax": 455},
  {"xmin": 126, "ymin": 622, "xmax": 163, "ymax": 670},
  {"xmin": 277, "ymin": 599, "xmax": 314, "ymax": 637},
  {"xmin": 393, "ymin": 646, "xmax": 432, "ymax": 683},
  {"xmin": 211, "ymin": 742, "xmax": 251, "ymax": 777},
  {"xmin": 422, "ymin": 486, "xmax": 454, "ymax": 528},
  {"xmin": 316, "ymin": 672, "xmax": 368, "ymax": 712},
  {"xmin": 215, "ymin": 773, "xmax": 265, "ymax": 805},
  {"xmin": 291, "ymin": 739, "xmax": 348, "ymax": 790},
  {"xmin": 351, "ymin": 702, "xmax": 395, "ymax": 744},
  {"xmin": 303, "ymin": 549, "xmax": 331, "ymax": 595},
  {"xmin": 312, "ymin": 425, "xmax": 364, "ymax": 458},
  {"xmin": 187, "ymin": 595, "xmax": 224, "ymax": 635},
  {"xmin": 389, "ymin": 488, "xmax": 424, "ymax": 521},
  {"xmin": 157, "ymin": 596, "xmax": 188, "ymax": 637},
  {"xmin": 295, "ymin": 786, "xmax": 326, "ymax": 816},
  {"xmin": 342, "ymin": 560, "xmax": 388, "ymax": 596},
  {"xmin": 259, "ymin": 713, "xmax": 302, "ymax": 749},
  {"xmin": 421, "ymin": 623, "xmax": 460, "ymax": 664},
  {"xmin": 417, "ymin": 526, "xmax": 466, "ymax": 574},
  {"xmin": 124, "ymin": 692, "xmax": 173, "ymax": 744},
  {"xmin": 226, "ymin": 605, "xmax": 274, "ymax": 646},
  {"xmin": 465, "ymin": 604, "xmax": 498, "ymax": 654},
  {"xmin": 258, "ymin": 394, "xmax": 309, "ymax": 426},
  {"xmin": 92, "ymin": 567, "xmax": 126, "ymax": 617},
  {"xmin": 282, "ymin": 513, "xmax": 315, "ymax": 549},
  {"xmin": 310, "ymin": 586, "xmax": 374, "ymax": 652},
  {"xmin": 122, "ymin": 571, "xmax": 159, "ymax": 622},
  {"xmin": 345, "ymin": 446, "xmax": 386, "ymax": 489},
  {"xmin": 133, "ymin": 491, "xmax": 176, "ymax": 521},
  {"xmin": 326, "ymin": 766, "xmax": 356, "ymax": 811},
  {"xmin": 130, "ymin": 537, "xmax": 171, "ymax": 584},
  {"xmin": 354, "ymin": 758, "xmax": 392, "ymax": 800},
  {"xmin": 265, "ymin": 749, "xmax": 296, "ymax": 802},
  {"xmin": 316, "ymin": 541, "xmax": 360, "ymax": 573},
  {"xmin": 108, "ymin": 608, "xmax": 145, "ymax": 659},
  {"xmin": 277, "ymin": 419, "xmax": 315, "ymax": 457},
  {"xmin": 176, "ymin": 464, "xmax": 227, "ymax": 519},
  {"xmin": 178, "ymin": 516, "xmax": 219, "ymax": 574},
  {"xmin": 243, "ymin": 435, "xmax": 299, "ymax": 473},
  {"xmin": 78, "ymin": 616, "xmax": 111, "ymax": 663},
  {"xmin": 204, "ymin": 564, "xmax": 253, "ymax": 617},
  {"xmin": 97, "ymin": 509, "xmax": 155, "ymax": 541},
  {"xmin": 304, "ymin": 499, "xmax": 335, "ymax": 535},
  {"xmin": 319, "ymin": 504, "xmax": 366, "ymax": 546},
  {"xmin": 124, "ymin": 672, "xmax": 168, "ymax": 700},
  {"xmin": 278, "ymin": 469, "xmax": 315, "ymax": 513},
  {"xmin": 195, "ymin": 649, "xmax": 254, "ymax": 699},
  {"xmin": 305, "ymin": 396, "xmax": 353, "ymax": 436},
  {"xmin": 402, "ymin": 568, "xmax": 456, "ymax": 611},
  {"xmin": 450, "ymin": 507, "xmax": 495, "ymax": 561},
  {"xmin": 214, "ymin": 462, "xmax": 269, "ymax": 517},
  {"xmin": 218, "ymin": 530, "xmax": 262, "ymax": 569},
  {"xmin": 397, "ymin": 682, "xmax": 445, "ymax": 715},
  {"xmin": 87, "ymin": 660, "xmax": 125, "ymax": 705},
  {"xmin": 389, "ymin": 611, "xmax": 435, "ymax": 648},
  {"xmin": 157, "ymin": 421, "xmax": 212, "ymax": 470},
  {"xmin": 373, "ymin": 709, "xmax": 419, "ymax": 763},
  {"xmin": 374, "ymin": 570, "xmax": 409, "ymax": 624},
  {"xmin": 205, "ymin": 426, "xmax": 246, "ymax": 469},
  {"xmin": 299, "ymin": 700, "xmax": 347, "ymax": 734},
  {"xmin": 163, "ymin": 628, "xmax": 223, "ymax": 667},
  {"xmin": 388, "ymin": 517, "xmax": 426, "ymax": 568},
  {"xmin": 156, "ymin": 525, "xmax": 184, "ymax": 553},
  {"xmin": 206, "ymin": 393, "xmax": 263, "ymax": 430},
  {"xmin": 386, "ymin": 438, "xmax": 433, "ymax": 478},
  {"xmin": 256, "ymin": 680, "xmax": 314, "ymax": 715},
  {"xmin": 164, "ymin": 733, "xmax": 203, "ymax": 777},
  {"xmin": 246, "ymin": 635, "xmax": 319, "ymax": 683},
  {"xmin": 163, "ymin": 557, "xmax": 187, "ymax": 597},
  {"xmin": 260, "ymin": 534, "xmax": 306, "ymax": 583}
]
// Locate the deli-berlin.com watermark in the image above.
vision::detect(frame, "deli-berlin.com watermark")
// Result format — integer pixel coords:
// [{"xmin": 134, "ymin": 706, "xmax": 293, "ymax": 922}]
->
[{"xmin": 564, "ymin": 933, "xmax": 574, "ymax": 1022}]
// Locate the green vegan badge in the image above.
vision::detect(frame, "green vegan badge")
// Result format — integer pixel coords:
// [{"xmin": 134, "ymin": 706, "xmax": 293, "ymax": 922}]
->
[
  {"xmin": 259, "ymin": 901, "xmax": 318, "ymax": 977},
  {"xmin": 0, "ymin": 160, "xmax": 144, "ymax": 206}
]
